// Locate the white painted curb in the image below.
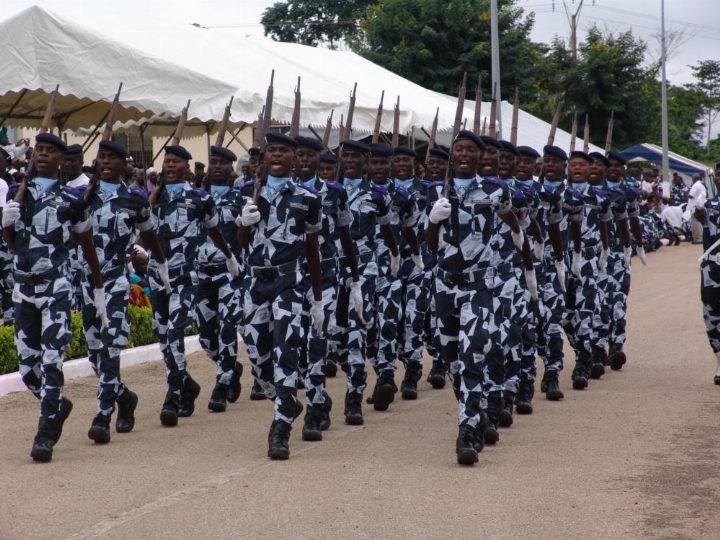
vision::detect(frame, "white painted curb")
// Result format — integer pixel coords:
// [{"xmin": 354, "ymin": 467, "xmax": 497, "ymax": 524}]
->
[{"xmin": 0, "ymin": 335, "xmax": 202, "ymax": 399}]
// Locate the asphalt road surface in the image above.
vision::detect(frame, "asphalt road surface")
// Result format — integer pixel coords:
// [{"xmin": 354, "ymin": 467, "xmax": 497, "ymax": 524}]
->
[{"xmin": 2, "ymin": 243, "xmax": 719, "ymax": 540}]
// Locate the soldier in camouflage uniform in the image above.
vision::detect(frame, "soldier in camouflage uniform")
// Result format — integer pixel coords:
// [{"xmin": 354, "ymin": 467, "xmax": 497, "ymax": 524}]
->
[
  {"xmin": 3, "ymin": 133, "xmax": 106, "ymax": 462},
  {"xmin": 148, "ymin": 145, "xmax": 240, "ymax": 428},
  {"xmin": 237, "ymin": 132, "xmax": 324, "ymax": 459},
  {"xmin": 80, "ymin": 140, "xmax": 171, "ymax": 444},
  {"xmin": 195, "ymin": 145, "xmax": 245, "ymax": 414},
  {"xmin": 425, "ymin": 130, "xmax": 534, "ymax": 465}
]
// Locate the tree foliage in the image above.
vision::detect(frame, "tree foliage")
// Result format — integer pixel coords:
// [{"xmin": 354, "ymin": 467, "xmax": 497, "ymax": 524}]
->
[{"xmin": 689, "ymin": 60, "xmax": 720, "ymax": 150}]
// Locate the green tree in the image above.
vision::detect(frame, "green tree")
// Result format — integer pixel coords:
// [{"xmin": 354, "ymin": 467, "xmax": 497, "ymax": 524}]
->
[{"xmin": 689, "ymin": 60, "xmax": 720, "ymax": 151}]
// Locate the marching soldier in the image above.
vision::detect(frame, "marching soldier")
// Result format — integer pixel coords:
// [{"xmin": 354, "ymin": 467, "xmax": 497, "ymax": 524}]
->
[
  {"xmin": 62, "ymin": 144, "xmax": 90, "ymax": 311},
  {"xmin": 3, "ymin": 133, "xmax": 106, "ymax": 462},
  {"xmin": 148, "ymin": 145, "xmax": 240, "ymax": 427}
]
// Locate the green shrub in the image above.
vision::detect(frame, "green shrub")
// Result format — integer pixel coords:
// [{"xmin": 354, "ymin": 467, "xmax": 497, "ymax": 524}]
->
[
  {"xmin": 0, "ymin": 325, "xmax": 18, "ymax": 375},
  {"xmin": 127, "ymin": 305, "xmax": 156, "ymax": 348},
  {"xmin": 67, "ymin": 310, "xmax": 88, "ymax": 360}
]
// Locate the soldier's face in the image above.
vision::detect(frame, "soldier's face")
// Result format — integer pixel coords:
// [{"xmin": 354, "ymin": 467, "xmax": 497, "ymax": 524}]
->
[
  {"xmin": 61, "ymin": 154, "xmax": 83, "ymax": 179},
  {"xmin": 568, "ymin": 158, "xmax": 590, "ymax": 183},
  {"xmin": 264, "ymin": 143, "xmax": 294, "ymax": 177},
  {"xmin": 208, "ymin": 156, "xmax": 233, "ymax": 185},
  {"xmin": 392, "ymin": 155, "xmax": 414, "ymax": 180},
  {"xmin": 451, "ymin": 140, "xmax": 481, "ymax": 179},
  {"xmin": 542, "ymin": 156, "xmax": 564, "ymax": 181},
  {"xmin": 497, "ymin": 151, "xmax": 516, "ymax": 180},
  {"xmin": 607, "ymin": 160, "xmax": 625, "ymax": 182},
  {"xmin": 481, "ymin": 145, "xmax": 499, "ymax": 176},
  {"xmin": 589, "ymin": 159, "xmax": 606, "ymax": 185},
  {"xmin": 340, "ymin": 150, "xmax": 364, "ymax": 178},
  {"xmin": 426, "ymin": 157, "xmax": 447, "ymax": 182},
  {"xmin": 162, "ymin": 154, "xmax": 188, "ymax": 184},
  {"xmin": 318, "ymin": 162, "xmax": 337, "ymax": 182},
  {"xmin": 368, "ymin": 157, "xmax": 391, "ymax": 183},
  {"xmin": 295, "ymin": 147, "xmax": 319, "ymax": 181},
  {"xmin": 97, "ymin": 150, "xmax": 125, "ymax": 182},
  {"xmin": 516, "ymin": 156, "xmax": 535, "ymax": 180},
  {"xmin": 34, "ymin": 143, "xmax": 63, "ymax": 178},
  {"xmin": 248, "ymin": 157, "xmax": 259, "ymax": 176}
]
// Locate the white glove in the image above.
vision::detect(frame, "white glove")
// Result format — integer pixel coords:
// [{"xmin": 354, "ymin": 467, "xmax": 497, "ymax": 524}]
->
[
  {"xmin": 350, "ymin": 280, "xmax": 364, "ymax": 322},
  {"xmin": 533, "ymin": 241, "xmax": 545, "ymax": 260},
  {"xmin": 240, "ymin": 204, "xmax": 260, "ymax": 227},
  {"xmin": 623, "ymin": 246, "xmax": 632, "ymax": 267},
  {"xmin": 572, "ymin": 251, "xmax": 582, "ymax": 277},
  {"xmin": 525, "ymin": 269, "xmax": 538, "ymax": 302},
  {"xmin": 554, "ymin": 259, "xmax": 567, "ymax": 293},
  {"xmin": 311, "ymin": 299, "xmax": 324, "ymax": 335},
  {"xmin": 696, "ymin": 192, "xmax": 707, "ymax": 209},
  {"xmin": 390, "ymin": 253, "xmax": 400, "ymax": 277},
  {"xmin": 157, "ymin": 260, "xmax": 172, "ymax": 293},
  {"xmin": 636, "ymin": 246, "xmax": 647, "ymax": 266},
  {"xmin": 429, "ymin": 197, "xmax": 451, "ymax": 224},
  {"xmin": 598, "ymin": 248, "xmax": 609, "ymax": 272},
  {"xmin": 2, "ymin": 201, "xmax": 20, "ymax": 227},
  {"xmin": 226, "ymin": 254, "xmax": 240, "ymax": 278},
  {"xmin": 512, "ymin": 229, "xmax": 525, "ymax": 251},
  {"xmin": 411, "ymin": 253, "xmax": 424, "ymax": 272},
  {"xmin": 94, "ymin": 288, "xmax": 109, "ymax": 329}
]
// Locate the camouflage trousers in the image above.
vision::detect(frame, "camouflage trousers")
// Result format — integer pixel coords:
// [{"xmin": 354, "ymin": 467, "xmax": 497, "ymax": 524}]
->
[
  {"xmin": 536, "ymin": 253, "xmax": 566, "ymax": 374},
  {"xmin": 14, "ymin": 273, "xmax": 72, "ymax": 419},
  {"xmin": 81, "ymin": 272, "xmax": 131, "ymax": 416},
  {"xmin": 243, "ymin": 270, "xmax": 305, "ymax": 424},
  {"xmin": 150, "ymin": 273, "xmax": 198, "ymax": 395},
  {"xmin": 518, "ymin": 268, "xmax": 538, "ymax": 384},
  {"xmin": 563, "ymin": 247, "xmax": 600, "ymax": 362},
  {"xmin": 607, "ymin": 250, "xmax": 631, "ymax": 348},
  {"xmin": 488, "ymin": 268, "xmax": 519, "ymax": 406},
  {"xmin": 299, "ymin": 266, "xmax": 337, "ymax": 407},
  {"xmin": 435, "ymin": 269, "xmax": 500, "ymax": 427},
  {"xmin": 329, "ymin": 257, "xmax": 377, "ymax": 395},
  {"xmin": 196, "ymin": 269, "xmax": 244, "ymax": 386},
  {"xmin": 423, "ymin": 270, "xmax": 439, "ymax": 361},
  {"xmin": 702, "ymin": 286, "xmax": 720, "ymax": 354},
  {"xmin": 0, "ymin": 248, "xmax": 14, "ymax": 325}
]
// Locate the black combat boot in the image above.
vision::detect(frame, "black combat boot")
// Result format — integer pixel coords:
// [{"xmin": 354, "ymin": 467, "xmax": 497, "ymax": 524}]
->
[
  {"xmin": 250, "ymin": 379, "xmax": 268, "ymax": 401},
  {"xmin": 483, "ymin": 410, "xmax": 500, "ymax": 445},
  {"xmin": 267, "ymin": 419, "xmax": 292, "ymax": 460},
  {"xmin": 499, "ymin": 392, "xmax": 515, "ymax": 427},
  {"xmin": 372, "ymin": 371, "xmax": 397, "ymax": 411},
  {"xmin": 160, "ymin": 392, "xmax": 180, "ymax": 427},
  {"xmin": 115, "ymin": 389, "xmax": 138, "ymax": 433},
  {"xmin": 401, "ymin": 365, "xmax": 423, "ymax": 400},
  {"xmin": 590, "ymin": 347, "xmax": 606, "ymax": 379},
  {"xmin": 226, "ymin": 362, "xmax": 243, "ymax": 403},
  {"xmin": 208, "ymin": 382, "xmax": 229, "ymax": 412},
  {"xmin": 302, "ymin": 406, "xmax": 323, "ymax": 442},
  {"xmin": 456, "ymin": 424, "xmax": 479, "ymax": 465},
  {"xmin": 325, "ymin": 359, "xmax": 338, "ymax": 377},
  {"xmin": 31, "ymin": 417, "xmax": 56, "ymax": 462},
  {"xmin": 608, "ymin": 344, "xmax": 627, "ymax": 371},
  {"xmin": 515, "ymin": 381, "xmax": 535, "ymax": 414},
  {"xmin": 572, "ymin": 359, "xmax": 589, "ymax": 390},
  {"xmin": 88, "ymin": 414, "xmax": 111, "ymax": 444},
  {"xmin": 543, "ymin": 372, "xmax": 564, "ymax": 401},
  {"xmin": 319, "ymin": 391, "xmax": 332, "ymax": 431},
  {"xmin": 344, "ymin": 391, "xmax": 364, "ymax": 425},
  {"xmin": 53, "ymin": 397, "xmax": 74, "ymax": 444},
  {"xmin": 178, "ymin": 375, "xmax": 201, "ymax": 417},
  {"xmin": 427, "ymin": 360, "xmax": 446, "ymax": 389}
]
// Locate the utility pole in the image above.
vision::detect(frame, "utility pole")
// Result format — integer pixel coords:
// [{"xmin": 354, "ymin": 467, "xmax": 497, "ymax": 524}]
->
[
  {"xmin": 660, "ymin": 0, "xmax": 670, "ymax": 195},
  {"xmin": 490, "ymin": 0, "xmax": 502, "ymax": 138},
  {"xmin": 563, "ymin": 0, "xmax": 586, "ymax": 62}
]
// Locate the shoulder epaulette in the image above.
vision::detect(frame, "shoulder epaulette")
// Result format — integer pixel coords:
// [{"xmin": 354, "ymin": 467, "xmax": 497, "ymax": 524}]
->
[
  {"xmin": 327, "ymin": 181, "xmax": 344, "ymax": 192},
  {"xmin": 62, "ymin": 186, "xmax": 83, "ymax": 197},
  {"xmin": 371, "ymin": 183, "xmax": 388, "ymax": 196},
  {"xmin": 302, "ymin": 184, "xmax": 318, "ymax": 195},
  {"xmin": 482, "ymin": 177, "xmax": 502, "ymax": 187},
  {"xmin": 394, "ymin": 186, "xmax": 411, "ymax": 200},
  {"xmin": 422, "ymin": 180, "xmax": 444, "ymax": 189},
  {"xmin": 129, "ymin": 187, "xmax": 149, "ymax": 200},
  {"xmin": 241, "ymin": 179, "xmax": 256, "ymax": 189},
  {"xmin": 191, "ymin": 188, "xmax": 208, "ymax": 197}
]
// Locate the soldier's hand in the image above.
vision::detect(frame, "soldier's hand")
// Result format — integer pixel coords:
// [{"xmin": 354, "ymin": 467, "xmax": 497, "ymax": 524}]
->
[
  {"xmin": 572, "ymin": 251, "xmax": 582, "ymax": 277},
  {"xmin": 623, "ymin": 246, "xmax": 632, "ymax": 267},
  {"xmin": 525, "ymin": 268, "xmax": 538, "ymax": 302},
  {"xmin": 554, "ymin": 259, "xmax": 567, "ymax": 292},
  {"xmin": 94, "ymin": 288, "xmax": 109, "ymax": 329},
  {"xmin": 157, "ymin": 261, "xmax": 172, "ymax": 293},
  {"xmin": 226, "ymin": 254, "xmax": 240, "ymax": 278},
  {"xmin": 533, "ymin": 241, "xmax": 545, "ymax": 260},
  {"xmin": 390, "ymin": 253, "xmax": 400, "ymax": 278},
  {"xmin": 598, "ymin": 248, "xmax": 610, "ymax": 272},
  {"xmin": 240, "ymin": 204, "xmax": 260, "ymax": 227},
  {"xmin": 350, "ymin": 280, "xmax": 364, "ymax": 323},
  {"xmin": 2, "ymin": 201, "xmax": 20, "ymax": 227},
  {"xmin": 636, "ymin": 246, "xmax": 647, "ymax": 266},
  {"xmin": 429, "ymin": 197, "xmax": 451, "ymax": 224},
  {"xmin": 511, "ymin": 229, "xmax": 525, "ymax": 251},
  {"xmin": 311, "ymin": 299, "xmax": 324, "ymax": 335},
  {"xmin": 411, "ymin": 253, "xmax": 424, "ymax": 272}
]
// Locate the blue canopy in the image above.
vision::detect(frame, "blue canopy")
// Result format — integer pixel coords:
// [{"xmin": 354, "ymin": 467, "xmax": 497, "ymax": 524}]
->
[{"xmin": 620, "ymin": 143, "xmax": 709, "ymax": 178}]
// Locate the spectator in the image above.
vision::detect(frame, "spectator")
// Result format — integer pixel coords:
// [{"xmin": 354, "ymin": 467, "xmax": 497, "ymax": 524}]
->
[
  {"xmin": 661, "ymin": 198, "xmax": 686, "ymax": 246},
  {"xmin": 670, "ymin": 173, "xmax": 689, "ymax": 206},
  {"xmin": 128, "ymin": 246, "xmax": 152, "ymax": 308},
  {"xmin": 192, "ymin": 162, "xmax": 206, "ymax": 188},
  {"xmin": 146, "ymin": 167, "xmax": 158, "ymax": 192},
  {"xmin": 685, "ymin": 173, "xmax": 708, "ymax": 244}
]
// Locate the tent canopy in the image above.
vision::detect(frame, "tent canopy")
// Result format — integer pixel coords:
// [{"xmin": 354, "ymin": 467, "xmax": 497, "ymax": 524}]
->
[{"xmin": 620, "ymin": 143, "xmax": 710, "ymax": 178}]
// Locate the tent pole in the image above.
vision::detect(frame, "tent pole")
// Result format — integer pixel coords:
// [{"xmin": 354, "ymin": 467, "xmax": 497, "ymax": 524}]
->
[
  {"xmin": 82, "ymin": 109, "xmax": 112, "ymax": 150},
  {"xmin": 152, "ymin": 133, "xmax": 175, "ymax": 165},
  {"xmin": 225, "ymin": 122, "xmax": 247, "ymax": 149},
  {"xmin": 139, "ymin": 124, "xmax": 147, "ymax": 171},
  {"xmin": 0, "ymin": 89, "xmax": 28, "ymax": 129}
]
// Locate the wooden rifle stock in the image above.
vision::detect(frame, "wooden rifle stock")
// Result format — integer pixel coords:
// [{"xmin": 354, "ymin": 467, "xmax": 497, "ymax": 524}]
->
[
  {"xmin": 424, "ymin": 107, "xmax": 439, "ymax": 163},
  {"xmin": 481, "ymin": 117, "xmax": 487, "ymax": 136},
  {"xmin": 391, "ymin": 96, "xmax": 400, "ymax": 147},
  {"xmin": 488, "ymin": 83, "xmax": 498, "ymax": 139},
  {"xmin": 338, "ymin": 114, "xmax": 345, "ymax": 146},
  {"xmin": 510, "ymin": 87, "xmax": 520, "ymax": 145},
  {"xmin": 546, "ymin": 102, "xmax": 562, "ymax": 146},
  {"xmin": 322, "ymin": 109, "xmax": 334, "ymax": 152},
  {"xmin": 605, "ymin": 111, "xmax": 614, "ymax": 153},
  {"xmin": 583, "ymin": 114, "xmax": 590, "ymax": 154},
  {"xmin": 444, "ymin": 72, "xmax": 467, "ymax": 198},
  {"xmin": 473, "ymin": 75, "xmax": 482, "ymax": 136},
  {"xmin": 171, "ymin": 99, "xmax": 191, "ymax": 146},
  {"xmin": 569, "ymin": 112, "xmax": 578, "ymax": 153},
  {"xmin": 343, "ymin": 83, "xmax": 357, "ymax": 143},
  {"xmin": 254, "ymin": 70, "xmax": 276, "ymax": 203},
  {"xmin": 371, "ymin": 91, "xmax": 385, "ymax": 144},
  {"xmin": 87, "ymin": 82, "xmax": 123, "ymax": 202},
  {"xmin": 252, "ymin": 107, "xmax": 264, "ymax": 148},
  {"xmin": 214, "ymin": 96, "xmax": 234, "ymax": 147},
  {"xmin": 289, "ymin": 77, "xmax": 301, "ymax": 138}
]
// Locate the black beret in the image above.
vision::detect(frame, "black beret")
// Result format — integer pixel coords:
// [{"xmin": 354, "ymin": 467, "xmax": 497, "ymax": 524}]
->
[
  {"xmin": 606, "ymin": 151, "xmax": 627, "ymax": 166},
  {"xmin": 319, "ymin": 153, "xmax": 339, "ymax": 165},
  {"xmin": 369, "ymin": 143, "xmax": 394, "ymax": 158},
  {"xmin": 210, "ymin": 146, "xmax": 237, "ymax": 162},
  {"xmin": 393, "ymin": 145, "xmax": 417, "ymax": 159},
  {"xmin": 294, "ymin": 136, "xmax": 324, "ymax": 152},
  {"xmin": 0, "ymin": 148, "xmax": 10, "ymax": 161},
  {"xmin": 479, "ymin": 135, "xmax": 503, "ymax": 150},
  {"xmin": 265, "ymin": 132, "xmax": 298, "ymax": 149},
  {"xmin": 428, "ymin": 147, "xmax": 449, "ymax": 161},
  {"xmin": 588, "ymin": 151, "xmax": 610, "ymax": 167},
  {"xmin": 98, "ymin": 140, "xmax": 130, "ymax": 159},
  {"xmin": 36, "ymin": 133, "xmax": 67, "ymax": 152},
  {"xmin": 454, "ymin": 130, "xmax": 486, "ymax": 150},
  {"xmin": 499, "ymin": 140, "xmax": 520, "ymax": 156},
  {"xmin": 569, "ymin": 150, "xmax": 593, "ymax": 163},
  {"xmin": 516, "ymin": 146, "xmax": 540, "ymax": 159},
  {"xmin": 341, "ymin": 140, "xmax": 370, "ymax": 154},
  {"xmin": 248, "ymin": 147, "xmax": 261, "ymax": 158},
  {"xmin": 165, "ymin": 145, "xmax": 192, "ymax": 161},
  {"xmin": 195, "ymin": 162, "xmax": 205, "ymax": 169},
  {"xmin": 543, "ymin": 145, "xmax": 568, "ymax": 161},
  {"xmin": 64, "ymin": 143, "xmax": 84, "ymax": 156}
]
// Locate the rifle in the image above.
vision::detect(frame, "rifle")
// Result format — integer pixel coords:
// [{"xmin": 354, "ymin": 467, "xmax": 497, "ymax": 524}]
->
[
  {"xmin": 171, "ymin": 99, "xmax": 191, "ymax": 146},
  {"xmin": 444, "ymin": 72, "xmax": 467, "ymax": 197},
  {"xmin": 338, "ymin": 113, "xmax": 345, "ymax": 147},
  {"xmin": 481, "ymin": 117, "xmax": 487, "ymax": 136},
  {"xmin": 473, "ymin": 75, "xmax": 482, "ymax": 136},
  {"xmin": 391, "ymin": 96, "xmax": 400, "ymax": 147},
  {"xmin": 86, "ymin": 82, "xmax": 123, "ymax": 202},
  {"xmin": 510, "ymin": 87, "xmax": 520, "ymax": 146},
  {"xmin": 488, "ymin": 83, "xmax": 498, "ymax": 139},
  {"xmin": 289, "ymin": 77, "xmax": 301, "ymax": 138},
  {"xmin": 569, "ymin": 112, "xmax": 578, "ymax": 153},
  {"xmin": 371, "ymin": 91, "xmax": 385, "ymax": 144},
  {"xmin": 424, "ymin": 107, "xmax": 439, "ymax": 163},
  {"xmin": 546, "ymin": 102, "xmax": 562, "ymax": 146},
  {"xmin": 252, "ymin": 107, "xmax": 264, "ymax": 148},
  {"xmin": 214, "ymin": 96, "xmax": 234, "ymax": 147},
  {"xmin": 605, "ymin": 111, "xmax": 614, "ymax": 153},
  {"xmin": 254, "ymin": 70, "xmax": 276, "ymax": 204},
  {"xmin": 343, "ymin": 83, "xmax": 357, "ymax": 143},
  {"xmin": 583, "ymin": 114, "xmax": 590, "ymax": 154},
  {"xmin": 322, "ymin": 109, "xmax": 334, "ymax": 152}
]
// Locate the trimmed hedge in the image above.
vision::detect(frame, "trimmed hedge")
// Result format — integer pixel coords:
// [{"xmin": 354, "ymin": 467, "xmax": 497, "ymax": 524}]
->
[{"xmin": 0, "ymin": 306, "xmax": 196, "ymax": 376}]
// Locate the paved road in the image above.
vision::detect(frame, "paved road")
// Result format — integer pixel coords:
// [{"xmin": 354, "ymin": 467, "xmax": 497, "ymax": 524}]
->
[{"xmin": 2, "ymin": 243, "xmax": 719, "ymax": 540}]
